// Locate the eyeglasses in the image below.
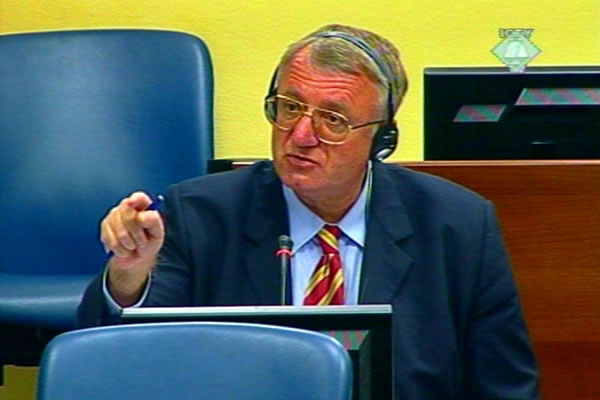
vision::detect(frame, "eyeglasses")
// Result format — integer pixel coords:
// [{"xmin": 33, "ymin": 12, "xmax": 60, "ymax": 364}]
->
[{"xmin": 264, "ymin": 94, "xmax": 385, "ymax": 145}]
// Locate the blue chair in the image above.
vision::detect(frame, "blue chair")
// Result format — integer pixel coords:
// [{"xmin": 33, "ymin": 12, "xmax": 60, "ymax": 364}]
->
[
  {"xmin": 37, "ymin": 322, "xmax": 353, "ymax": 400},
  {"xmin": 0, "ymin": 29, "xmax": 213, "ymax": 343}
]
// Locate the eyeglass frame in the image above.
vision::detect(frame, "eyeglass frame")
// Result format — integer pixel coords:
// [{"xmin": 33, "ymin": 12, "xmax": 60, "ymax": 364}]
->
[{"xmin": 264, "ymin": 94, "xmax": 386, "ymax": 145}]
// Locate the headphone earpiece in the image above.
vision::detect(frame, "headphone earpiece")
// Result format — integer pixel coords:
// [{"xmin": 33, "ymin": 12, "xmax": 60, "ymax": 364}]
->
[{"xmin": 370, "ymin": 121, "xmax": 399, "ymax": 161}]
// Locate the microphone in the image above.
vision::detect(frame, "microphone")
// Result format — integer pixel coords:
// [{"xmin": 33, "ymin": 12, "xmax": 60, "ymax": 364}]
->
[{"xmin": 276, "ymin": 235, "xmax": 293, "ymax": 306}]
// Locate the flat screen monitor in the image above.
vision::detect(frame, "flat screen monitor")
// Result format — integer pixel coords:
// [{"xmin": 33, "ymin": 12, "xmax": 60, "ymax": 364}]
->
[
  {"xmin": 122, "ymin": 305, "xmax": 392, "ymax": 400},
  {"xmin": 424, "ymin": 66, "xmax": 600, "ymax": 160}
]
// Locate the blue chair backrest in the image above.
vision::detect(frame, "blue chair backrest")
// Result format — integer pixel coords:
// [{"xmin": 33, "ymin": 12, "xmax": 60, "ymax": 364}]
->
[
  {"xmin": 0, "ymin": 30, "xmax": 213, "ymax": 275},
  {"xmin": 37, "ymin": 322, "xmax": 353, "ymax": 400}
]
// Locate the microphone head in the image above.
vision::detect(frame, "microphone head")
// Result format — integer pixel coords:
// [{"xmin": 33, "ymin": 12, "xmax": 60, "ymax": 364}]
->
[{"xmin": 278, "ymin": 235, "xmax": 293, "ymax": 250}]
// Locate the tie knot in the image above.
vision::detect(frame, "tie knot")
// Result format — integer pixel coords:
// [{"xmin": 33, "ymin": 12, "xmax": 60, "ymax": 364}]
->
[
  {"xmin": 323, "ymin": 225, "xmax": 341, "ymax": 239},
  {"xmin": 317, "ymin": 225, "xmax": 341, "ymax": 255}
]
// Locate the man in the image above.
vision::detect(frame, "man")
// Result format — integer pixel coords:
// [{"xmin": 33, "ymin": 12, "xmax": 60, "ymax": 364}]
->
[{"xmin": 78, "ymin": 24, "xmax": 540, "ymax": 399}]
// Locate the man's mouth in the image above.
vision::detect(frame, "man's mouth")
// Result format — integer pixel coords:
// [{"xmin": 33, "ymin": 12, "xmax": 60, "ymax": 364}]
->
[{"xmin": 285, "ymin": 153, "xmax": 318, "ymax": 167}]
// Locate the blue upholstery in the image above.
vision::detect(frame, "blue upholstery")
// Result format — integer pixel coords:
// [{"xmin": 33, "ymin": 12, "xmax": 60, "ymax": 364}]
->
[
  {"xmin": 37, "ymin": 322, "xmax": 353, "ymax": 400},
  {"xmin": 0, "ymin": 30, "xmax": 213, "ymax": 331}
]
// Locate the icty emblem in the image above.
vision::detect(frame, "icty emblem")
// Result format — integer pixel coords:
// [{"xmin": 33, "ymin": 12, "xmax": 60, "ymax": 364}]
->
[{"xmin": 492, "ymin": 29, "xmax": 541, "ymax": 73}]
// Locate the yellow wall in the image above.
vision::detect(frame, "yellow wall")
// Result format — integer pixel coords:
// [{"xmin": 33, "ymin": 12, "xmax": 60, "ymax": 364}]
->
[
  {"xmin": 0, "ymin": 2, "xmax": 597, "ymax": 398},
  {"xmin": 1, "ymin": 0, "xmax": 598, "ymax": 162}
]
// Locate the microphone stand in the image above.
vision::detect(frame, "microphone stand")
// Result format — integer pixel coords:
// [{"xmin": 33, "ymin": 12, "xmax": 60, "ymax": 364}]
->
[{"xmin": 276, "ymin": 235, "xmax": 293, "ymax": 306}]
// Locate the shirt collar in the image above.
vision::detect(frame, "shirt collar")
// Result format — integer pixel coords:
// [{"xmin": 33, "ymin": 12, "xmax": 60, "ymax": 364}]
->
[{"xmin": 282, "ymin": 162, "xmax": 371, "ymax": 252}]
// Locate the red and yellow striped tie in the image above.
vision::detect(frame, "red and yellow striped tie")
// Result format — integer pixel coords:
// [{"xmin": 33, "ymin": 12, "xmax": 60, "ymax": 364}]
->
[{"xmin": 304, "ymin": 225, "xmax": 344, "ymax": 305}]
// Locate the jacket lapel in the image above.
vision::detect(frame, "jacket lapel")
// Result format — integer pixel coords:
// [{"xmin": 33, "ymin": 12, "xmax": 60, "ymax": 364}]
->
[
  {"xmin": 241, "ymin": 161, "xmax": 413, "ymax": 305},
  {"xmin": 360, "ymin": 162, "xmax": 414, "ymax": 304},
  {"xmin": 243, "ymin": 162, "xmax": 289, "ymax": 304}
]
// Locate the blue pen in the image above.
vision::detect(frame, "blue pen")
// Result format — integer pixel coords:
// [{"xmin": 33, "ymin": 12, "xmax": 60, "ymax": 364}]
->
[
  {"xmin": 105, "ymin": 194, "xmax": 164, "ymax": 258},
  {"xmin": 146, "ymin": 194, "xmax": 164, "ymax": 212}
]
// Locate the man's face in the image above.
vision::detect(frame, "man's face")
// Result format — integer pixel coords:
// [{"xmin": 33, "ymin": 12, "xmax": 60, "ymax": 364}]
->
[{"xmin": 271, "ymin": 48, "xmax": 382, "ymax": 202}]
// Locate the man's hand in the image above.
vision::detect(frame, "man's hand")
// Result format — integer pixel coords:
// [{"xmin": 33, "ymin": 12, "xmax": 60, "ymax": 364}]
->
[{"xmin": 100, "ymin": 192, "xmax": 165, "ymax": 306}]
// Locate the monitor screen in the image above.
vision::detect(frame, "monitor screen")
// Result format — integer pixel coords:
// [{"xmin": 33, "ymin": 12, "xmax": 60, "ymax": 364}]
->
[{"xmin": 424, "ymin": 66, "xmax": 600, "ymax": 160}]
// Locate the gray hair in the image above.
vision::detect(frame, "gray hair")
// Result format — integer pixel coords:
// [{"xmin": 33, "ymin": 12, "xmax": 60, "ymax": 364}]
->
[{"xmin": 275, "ymin": 24, "xmax": 409, "ymax": 119}]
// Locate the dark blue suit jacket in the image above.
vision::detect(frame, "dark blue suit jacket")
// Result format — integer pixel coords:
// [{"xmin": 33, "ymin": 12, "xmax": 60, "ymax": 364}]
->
[{"xmin": 78, "ymin": 160, "xmax": 539, "ymax": 399}]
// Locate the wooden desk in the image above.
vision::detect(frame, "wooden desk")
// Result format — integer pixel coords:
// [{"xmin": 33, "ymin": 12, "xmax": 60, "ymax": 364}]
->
[{"xmin": 402, "ymin": 160, "xmax": 600, "ymax": 400}]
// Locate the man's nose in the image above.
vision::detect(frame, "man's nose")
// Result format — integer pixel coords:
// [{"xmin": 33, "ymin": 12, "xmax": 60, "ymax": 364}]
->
[{"xmin": 289, "ymin": 114, "xmax": 319, "ymax": 147}]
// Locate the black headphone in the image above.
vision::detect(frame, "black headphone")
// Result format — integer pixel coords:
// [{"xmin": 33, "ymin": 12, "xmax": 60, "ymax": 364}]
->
[{"xmin": 265, "ymin": 31, "xmax": 398, "ymax": 160}]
